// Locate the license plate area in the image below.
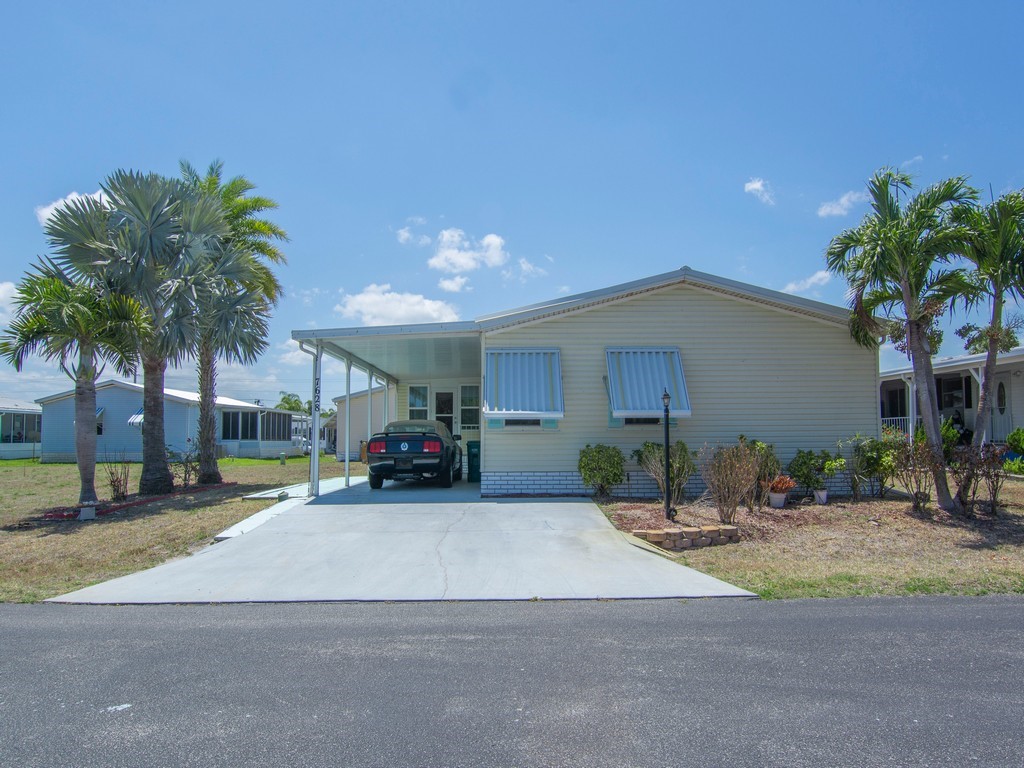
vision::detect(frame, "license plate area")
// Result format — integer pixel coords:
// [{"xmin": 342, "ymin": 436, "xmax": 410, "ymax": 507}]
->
[{"xmin": 396, "ymin": 458, "xmax": 413, "ymax": 469}]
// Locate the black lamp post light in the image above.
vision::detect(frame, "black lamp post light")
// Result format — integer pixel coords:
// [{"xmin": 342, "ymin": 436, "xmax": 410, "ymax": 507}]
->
[{"xmin": 662, "ymin": 388, "xmax": 675, "ymax": 521}]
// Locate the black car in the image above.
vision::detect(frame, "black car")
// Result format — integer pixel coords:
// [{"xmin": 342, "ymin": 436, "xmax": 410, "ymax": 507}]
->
[{"xmin": 366, "ymin": 420, "xmax": 463, "ymax": 489}]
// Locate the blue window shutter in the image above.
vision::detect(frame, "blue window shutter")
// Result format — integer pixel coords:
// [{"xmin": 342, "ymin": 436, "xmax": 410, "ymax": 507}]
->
[
  {"xmin": 541, "ymin": 419, "xmax": 558, "ymax": 430},
  {"xmin": 486, "ymin": 419, "xmax": 504, "ymax": 430}
]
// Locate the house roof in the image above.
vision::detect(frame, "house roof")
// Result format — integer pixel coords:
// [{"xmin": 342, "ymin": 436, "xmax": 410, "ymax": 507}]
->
[
  {"xmin": 880, "ymin": 346, "xmax": 1024, "ymax": 380},
  {"xmin": 0, "ymin": 396, "xmax": 42, "ymax": 413},
  {"xmin": 36, "ymin": 379, "xmax": 301, "ymax": 414},
  {"xmin": 292, "ymin": 267, "xmax": 852, "ymax": 381},
  {"xmin": 332, "ymin": 385, "xmax": 388, "ymax": 405}
]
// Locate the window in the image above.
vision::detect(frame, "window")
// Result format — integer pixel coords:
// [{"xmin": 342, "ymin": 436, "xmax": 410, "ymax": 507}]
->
[
  {"xmin": 998, "ymin": 382, "xmax": 1007, "ymax": 415},
  {"xmin": 261, "ymin": 411, "xmax": 292, "ymax": 441},
  {"xmin": 408, "ymin": 385, "xmax": 429, "ymax": 420},
  {"xmin": 240, "ymin": 411, "xmax": 259, "ymax": 440},
  {"xmin": 460, "ymin": 385, "xmax": 480, "ymax": 430},
  {"xmin": 504, "ymin": 418, "xmax": 541, "ymax": 427},
  {"xmin": 625, "ymin": 417, "xmax": 661, "ymax": 426},
  {"xmin": 605, "ymin": 347, "xmax": 691, "ymax": 418},
  {"xmin": 484, "ymin": 349, "xmax": 564, "ymax": 419},
  {"xmin": 222, "ymin": 411, "xmax": 239, "ymax": 440}
]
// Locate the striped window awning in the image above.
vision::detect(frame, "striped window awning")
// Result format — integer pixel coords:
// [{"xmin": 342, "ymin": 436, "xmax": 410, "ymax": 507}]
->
[
  {"xmin": 128, "ymin": 408, "xmax": 144, "ymax": 427},
  {"xmin": 95, "ymin": 407, "xmax": 105, "ymax": 418},
  {"xmin": 484, "ymin": 348, "xmax": 564, "ymax": 418},
  {"xmin": 605, "ymin": 347, "xmax": 691, "ymax": 418}
]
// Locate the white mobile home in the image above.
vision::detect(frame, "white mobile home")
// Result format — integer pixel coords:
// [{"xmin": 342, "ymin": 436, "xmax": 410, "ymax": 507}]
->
[
  {"xmin": 880, "ymin": 346, "xmax": 1024, "ymax": 443},
  {"xmin": 0, "ymin": 396, "xmax": 42, "ymax": 460},
  {"xmin": 293, "ymin": 267, "xmax": 880, "ymax": 496},
  {"xmin": 37, "ymin": 380, "xmax": 305, "ymax": 463}
]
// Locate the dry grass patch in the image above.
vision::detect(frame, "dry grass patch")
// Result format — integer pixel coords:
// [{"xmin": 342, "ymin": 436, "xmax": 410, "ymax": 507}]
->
[
  {"xmin": 0, "ymin": 457, "xmax": 363, "ymax": 602},
  {"xmin": 602, "ymin": 479, "xmax": 1024, "ymax": 599}
]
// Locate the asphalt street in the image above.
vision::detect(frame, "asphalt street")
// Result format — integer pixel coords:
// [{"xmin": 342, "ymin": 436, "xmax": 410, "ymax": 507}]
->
[{"xmin": 2, "ymin": 596, "xmax": 1022, "ymax": 767}]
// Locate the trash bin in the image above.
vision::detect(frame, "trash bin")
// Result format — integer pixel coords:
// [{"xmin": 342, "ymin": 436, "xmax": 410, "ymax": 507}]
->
[{"xmin": 466, "ymin": 440, "xmax": 481, "ymax": 483}]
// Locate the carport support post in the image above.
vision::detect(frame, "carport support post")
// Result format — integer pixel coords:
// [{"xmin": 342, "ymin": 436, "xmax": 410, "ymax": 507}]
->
[
  {"xmin": 367, "ymin": 374, "xmax": 373, "ymax": 452},
  {"xmin": 344, "ymin": 358, "xmax": 352, "ymax": 487},
  {"xmin": 308, "ymin": 344, "xmax": 323, "ymax": 498}
]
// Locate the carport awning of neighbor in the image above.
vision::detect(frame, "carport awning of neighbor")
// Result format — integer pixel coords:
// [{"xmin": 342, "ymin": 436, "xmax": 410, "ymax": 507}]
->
[
  {"xmin": 605, "ymin": 347, "xmax": 691, "ymax": 418},
  {"xmin": 292, "ymin": 324, "xmax": 482, "ymax": 497}
]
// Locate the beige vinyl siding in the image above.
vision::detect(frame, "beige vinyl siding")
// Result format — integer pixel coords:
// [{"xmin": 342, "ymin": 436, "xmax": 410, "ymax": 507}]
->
[{"xmin": 482, "ymin": 282, "xmax": 878, "ymax": 472}]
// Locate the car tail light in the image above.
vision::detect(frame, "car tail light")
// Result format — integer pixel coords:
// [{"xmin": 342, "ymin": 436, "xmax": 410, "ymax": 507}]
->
[
  {"xmin": 423, "ymin": 440, "xmax": 442, "ymax": 453},
  {"xmin": 367, "ymin": 440, "xmax": 387, "ymax": 454}
]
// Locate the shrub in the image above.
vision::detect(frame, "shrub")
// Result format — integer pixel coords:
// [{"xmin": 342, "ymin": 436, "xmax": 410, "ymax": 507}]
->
[
  {"xmin": 1006, "ymin": 427, "xmax": 1024, "ymax": 456},
  {"xmin": 699, "ymin": 442, "xmax": 760, "ymax": 524},
  {"xmin": 738, "ymin": 436, "xmax": 781, "ymax": 512},
  {"xmin": 631, "ymin": 440, "xmax": 697, "ymax": 507},
  {"xmin": 578, "ymin": 443, "xmax": 625, "ymax": 498},
  {"xmin": 979, "ymin": 443, "xmax": 1008, "ymax": 513},
  {"xmin": 1004, "ymin": 456, "xmax": 1024, "ymax": 475},
  {"xmin": 845, "ymin": 431, "xmax": 900, "ymax": 498},
  {"xmin": 167, "ymin": 439, "xmax": 199, "ymax": 489},
  {"xmin": 892, "ymin": 439, "xmax": 940, "ymax": 512},
  {"xmin": 786, "ymin": 449, "xmax": 836, "ymax": 493},
  {"xmin": 103, "ymin": 453, "xmax": 131, "ymax": 501}
]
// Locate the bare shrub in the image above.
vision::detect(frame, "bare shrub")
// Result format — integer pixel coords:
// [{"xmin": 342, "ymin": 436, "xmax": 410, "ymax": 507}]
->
[
  {"xmin": 632, "ymin": 440, "xmax": 698, "ymax": 507},
  {"xmin": 699, "ymin": 442, "xmax": 760, "ymax": 524},
  {"xmin": 167, "ymin": 439, "xmax": 200, "ymax": 490},
  {"xmin": 979, "ymin": 444, "xmax": 1008, "ymax": 514},
  {"xmin": 949, "ymin": 445, "xmax": 983, "ymax": 512},
  {"xmin": 103, "ymin": 453, "xmax": 131, "ymax": 501},
  {"xmin": 738, "ymin": 436, "xmax": 781, "ymax": 513},
  {"xmin": 892, "ymin": 439, "xmax": 940, "ymax": 512}
]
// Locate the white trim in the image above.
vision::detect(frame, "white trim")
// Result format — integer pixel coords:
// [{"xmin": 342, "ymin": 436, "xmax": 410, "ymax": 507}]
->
[{"xmin": 407, "ymin": 383, "xmax": 430, "ymax": 420}]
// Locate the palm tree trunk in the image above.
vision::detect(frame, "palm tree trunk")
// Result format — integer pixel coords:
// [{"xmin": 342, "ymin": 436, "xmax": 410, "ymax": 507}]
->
[
  {"xmin": 73, "ymin": 348, "xmax": 100, "ymax": 506},
  {"xmin": 197, "ymin": 337, "xmax": 222, "ymax": 484},
  {"xmin": 139, "ymin": 350, "xmax": 175, "ymax": 495},
  {"xmin": 971, "ymin": 294, "xmax": 1003, "ymax": 447},
  {"xmin": 908, "ymin": 319, "xmax": 962, "ymax": 514}
]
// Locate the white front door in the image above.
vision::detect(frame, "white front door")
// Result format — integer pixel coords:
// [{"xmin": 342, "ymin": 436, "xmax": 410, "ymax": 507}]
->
[
  {"xmin": 435, "ymin": 391, "xmax": 455, "ymax": 434},
  {"xmin": 991, "ymin": 375, "xmax": 1013, "ymax": 442}
]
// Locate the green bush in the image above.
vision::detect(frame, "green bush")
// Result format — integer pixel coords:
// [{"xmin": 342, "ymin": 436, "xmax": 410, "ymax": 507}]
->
[
  {"xmin": 1004, "ymin": 456, "xmax": 1024, "ymax": 475},
  {"xmin": 1006, "ymin": 427, "xmax": 1024, "ymax": 456},
  {"xmin": 914, "ymin": 418, "xmax": 960, "ymax": 463},
  {"xmin": 631, "ymin": 440, "xmax": 697, "ymax": 507},
  {"xmin": 578, "ymin": 443, "xmax": 625, "ymax": 498}
]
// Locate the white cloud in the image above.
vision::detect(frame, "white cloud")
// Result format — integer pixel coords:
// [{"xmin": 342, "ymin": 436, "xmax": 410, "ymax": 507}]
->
[
  {"xmin": 397, "ymin": 226, "xmax": 431, "ymax": 247},
  {"xmin": 744, "ymin": 178, "xmax": 775, "ymax": 205},
  {"xmin": 782, "ymin": 270, "xmax": 831, "ymax": 294},
  {"xmin": 901, "ymin": 154, "xmax": 924, "ymax": 168},
  {"xmin": 34, "ymin": 190, "xmax": 107, "ymax": 226},
  {"xmin": 407, "ymin": 215, "xmax": 427, "ymax": 226},
  {"xmin": 817, "ymin": 190, "xmax": 869, "ymax": 218},
  {"xmin": 438, "ymin": 275, "xmax": 470, "ymax": 293},
  {"xmin": 503, "ymin": 257, "xmax": 548, "ymax": 283},
  {"xmin": 0, "ymin": 280, "xmax": 16, "ymax": 323},
  {"xmin": 427, "ymin": 229, "xmax": 509, "ymax": 273},
  {"xmin": 334, "ymin": 283, "xmax": 459, "ymax": 325},
  {"xmin": 557, "ymin": 285, "xmax": 571, "ymax": 295}
]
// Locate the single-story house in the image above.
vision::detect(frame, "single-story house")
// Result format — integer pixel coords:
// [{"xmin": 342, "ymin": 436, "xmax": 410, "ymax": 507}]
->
[
  {"xmin": 292, "ymin": 267, "xmax": 880, "ymax": 497},
  {"xmin": 0, "ymin": 396, "xmax": 43, "ymax": 460},
  {"xmin": 330, "ymin": 385, "xmax": 394, "ymax": 460},
  {"xmin": 879, "ymin": 345, "xmax": 1024, "ymax": 443},
  {"xmin": 37, "ymin": 379, "xmax": 305, "ymax": 463}
]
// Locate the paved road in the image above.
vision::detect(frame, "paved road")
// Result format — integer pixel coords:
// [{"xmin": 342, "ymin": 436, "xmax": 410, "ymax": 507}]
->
[{"xmin": 3, "ymin": 596, "xmax": 1023, "ymax": 767}]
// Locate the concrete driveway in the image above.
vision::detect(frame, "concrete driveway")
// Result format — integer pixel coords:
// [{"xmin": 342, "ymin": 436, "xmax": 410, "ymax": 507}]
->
[{"xmin": 51, "ymin": 479, "xmax": 754, "ymax": 603}]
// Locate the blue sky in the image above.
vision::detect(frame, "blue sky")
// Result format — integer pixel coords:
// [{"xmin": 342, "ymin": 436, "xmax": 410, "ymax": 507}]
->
[{"xmin": 2, "ymin": 1, "xmax": 1022, "ymax": 404}]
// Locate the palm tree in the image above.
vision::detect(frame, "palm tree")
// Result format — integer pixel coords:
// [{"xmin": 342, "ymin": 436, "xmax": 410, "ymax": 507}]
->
[
  {"xmin": 0, "ymin": 260, "xmax": 146, "ymax": 505},
  {"xmin": 180, "ymin": 160, "xmax": 287, "ymax": 484},
  {"xmin": 48, "ymin": 170, "xmax": 228, "ymax": 495},
  {"xmin": 950, "ymin": 193, "xmax": 1024, "ymax": 448},
  {"xmin": 825, "ymin": 168, "xmax": 977, "ymax": 514}
]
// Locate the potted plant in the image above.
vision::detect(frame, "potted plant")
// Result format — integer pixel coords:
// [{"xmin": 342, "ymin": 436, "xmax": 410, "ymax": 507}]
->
[
  {"xmin": 788, "ymin": 449, "xmax": 846, "ymax": 504},
  {"xmin": 767, "ymin": 474, "xmax": 796, "ymax": 508},
  {"xmin": 816, "ymin": 455, "xmax": 847, "ymax": 504}
]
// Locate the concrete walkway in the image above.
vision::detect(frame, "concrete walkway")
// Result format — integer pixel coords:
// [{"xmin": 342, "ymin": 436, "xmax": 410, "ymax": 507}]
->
[{"xmin": 50, "ymin": 480, "xmax": 755, "ymax": 603}]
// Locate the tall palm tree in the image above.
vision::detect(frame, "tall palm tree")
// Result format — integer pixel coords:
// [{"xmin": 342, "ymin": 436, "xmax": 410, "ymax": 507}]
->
[
  {"xmin": 825, "ymin": 168, "xmax": 977, "ymax": 514},
  {"xmin": 950, "ymin": 193, "xmax": 1024, "ymax": 451},
  {"xmin": 180, "ymin": 160, "xmax": 287, "ymax": 484},
  {"xmin": 0, "ymin": 260, "xmax": 146, "ymax": 505},
  {"xmin": 48, "ymin": 170, "xmax": 228, "ymax": 495}
]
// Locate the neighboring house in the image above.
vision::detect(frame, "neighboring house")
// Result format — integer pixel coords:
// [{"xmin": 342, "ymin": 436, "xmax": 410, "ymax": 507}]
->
[
  {"xmin": 0, "ymin": 396, "xmax": 43, "ymax": 460},
  {"xmin": 880, "ymin": 346, "xmax": 1024, "ymax": 443},
  {"xmin": 36, "ymin": 379, "xmax": 304, "ymax": 463},
  {"xmin": 293, "ymin": 267, "xmax": 880, "ymax": 497},
  {"xmin": 330, "ymin": 385, "xmax": 394, "ymax": 460}
]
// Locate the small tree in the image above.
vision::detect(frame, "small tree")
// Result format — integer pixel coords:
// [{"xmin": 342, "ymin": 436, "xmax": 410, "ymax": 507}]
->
[
  {"xmin": 578, "ymin": 444, "xmax": 625, "ymax": 498},
  {"xmin": 632, "ymin": 440, "xmax": 698, "ymax": 507},
  {"xmin": 699, "ymin": 442, "xmax": 760, "ymax": 524}
]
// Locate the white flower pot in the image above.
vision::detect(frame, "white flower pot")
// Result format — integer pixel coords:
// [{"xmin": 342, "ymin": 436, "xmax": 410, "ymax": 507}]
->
[
  {"xmin": 813, "ymin": 489, "xmax": 828, "ymax": 505},
  {"xmin": 768, "ymin": 492, "xmax": 786, "ymax": 509}
]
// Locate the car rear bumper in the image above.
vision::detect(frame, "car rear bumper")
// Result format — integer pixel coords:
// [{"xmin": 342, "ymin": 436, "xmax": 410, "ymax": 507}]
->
[{"xmin": 368, "ymin": 456, "xmax": 446, "ymax": 477}]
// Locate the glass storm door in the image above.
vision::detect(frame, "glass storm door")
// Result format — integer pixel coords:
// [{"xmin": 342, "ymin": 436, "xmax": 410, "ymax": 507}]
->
[
  {"xmin": 991, "ymin": 375, "xmax": 1013, "ymax": 442},
  {"xmin": 435, "ymin": 391, "xmax": 455, "ymax": 434}
]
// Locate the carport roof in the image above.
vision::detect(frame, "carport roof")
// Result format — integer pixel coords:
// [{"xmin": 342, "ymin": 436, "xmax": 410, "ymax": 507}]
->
[{"xmin": 292, "ymin": 266, "xmax": 851, "ymax": 382}]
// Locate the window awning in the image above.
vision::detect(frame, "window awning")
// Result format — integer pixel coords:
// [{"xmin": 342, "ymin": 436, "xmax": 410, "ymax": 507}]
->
[
  {"xmin": 484, "ymin": 348, "xmax": 564, "ymax": 418},
  {"xmin": 605, "ymin": 347, "xmax": 691, "ymax": 418},
  {"xmin": 95, "ymin": 407, "xmax": 104, "ymax": 418},
  {"xmin": 128, "ymin": 408, "xmax": 144, "ymax": 427}
]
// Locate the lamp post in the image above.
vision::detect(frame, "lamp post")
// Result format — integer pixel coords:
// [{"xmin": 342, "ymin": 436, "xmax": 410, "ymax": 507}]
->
[{"xmin": 662, "ymin": 388, "xmax": 674, "ymax": 521}]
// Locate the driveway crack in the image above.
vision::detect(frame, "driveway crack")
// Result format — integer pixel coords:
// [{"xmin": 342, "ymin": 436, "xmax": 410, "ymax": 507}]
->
[{"xmin": 435, "ymin": 507, "xmax": 468, "ymax": 598}]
